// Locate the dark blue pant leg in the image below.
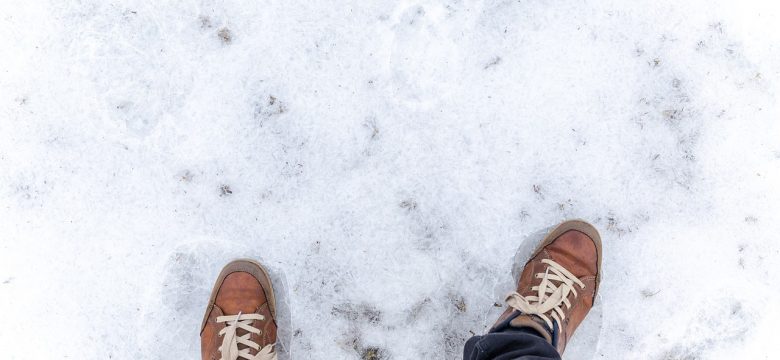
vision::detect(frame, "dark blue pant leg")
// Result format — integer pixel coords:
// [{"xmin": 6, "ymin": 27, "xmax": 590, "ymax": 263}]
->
[{"xmin": 463, "ymin": 312, "xmax": 561, "ymax": 360}]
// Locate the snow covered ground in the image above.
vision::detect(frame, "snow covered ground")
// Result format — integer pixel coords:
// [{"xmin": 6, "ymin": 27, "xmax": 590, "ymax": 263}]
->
[{"xmin": 1, "ymin": 0, "xmax": 779, "ymax": 359}]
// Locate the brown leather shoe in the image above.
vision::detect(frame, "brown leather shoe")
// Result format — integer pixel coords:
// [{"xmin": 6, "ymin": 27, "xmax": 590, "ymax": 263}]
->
[
  {"xmin": 201, "ymin": 259, "xmax": 278, "ymax": 360},
  {"xmin": 493, "ymin": 219, "xmax": 602, "ymax": 355}
]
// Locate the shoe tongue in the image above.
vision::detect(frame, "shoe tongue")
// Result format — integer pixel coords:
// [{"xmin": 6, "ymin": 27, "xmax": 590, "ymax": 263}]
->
[{"xmin": 509, "ymin": 314, "xmax": 553, "ymax": 344}]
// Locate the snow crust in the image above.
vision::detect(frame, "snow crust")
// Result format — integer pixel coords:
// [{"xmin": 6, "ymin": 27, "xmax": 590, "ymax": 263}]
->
[{"xmin": 1, "ymin": 0, "xmax": 779, "ymax": 359}]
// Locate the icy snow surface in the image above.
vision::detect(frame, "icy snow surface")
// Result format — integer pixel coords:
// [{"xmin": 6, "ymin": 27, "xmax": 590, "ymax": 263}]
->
[{"xmin": 1, "ymin": 0, "xmax": 779, "ymax": 359}]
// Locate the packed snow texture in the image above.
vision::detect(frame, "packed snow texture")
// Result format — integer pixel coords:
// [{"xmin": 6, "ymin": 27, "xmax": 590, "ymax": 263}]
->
[{"xmin": 1, "ymin": 0, "xmax": 779, "ymax": 359}]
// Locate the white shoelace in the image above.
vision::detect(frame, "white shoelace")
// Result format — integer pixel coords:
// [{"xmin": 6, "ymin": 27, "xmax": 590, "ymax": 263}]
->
[
  {"xmin": 505, "ymin": 259, "xmax": 585, "ymax": 333},
  {"xmin": 217, "ymin": 312, "xmax": 277, "ymax": 360}
]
